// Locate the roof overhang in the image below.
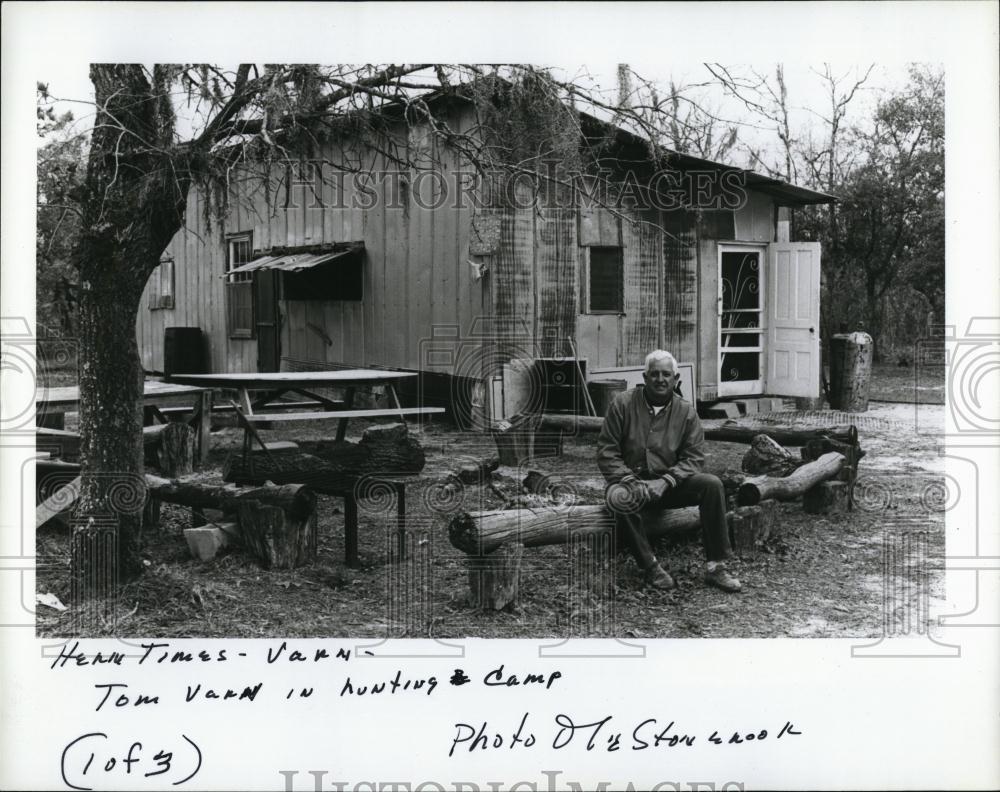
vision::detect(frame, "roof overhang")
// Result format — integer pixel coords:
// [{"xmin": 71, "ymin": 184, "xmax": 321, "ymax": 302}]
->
[{"xmin": 228, "ymin": 242, "xmax": 364, "ymax": 276}]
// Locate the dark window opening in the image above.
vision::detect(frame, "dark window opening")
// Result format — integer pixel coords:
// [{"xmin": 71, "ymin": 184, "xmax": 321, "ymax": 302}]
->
[
  {"xmin": 588, "ymin": 246, "xmax": 623, "ymax": 313},
  {"xmin": 282, "ymin": 253, "xmax": 363, "ymax": 301}
]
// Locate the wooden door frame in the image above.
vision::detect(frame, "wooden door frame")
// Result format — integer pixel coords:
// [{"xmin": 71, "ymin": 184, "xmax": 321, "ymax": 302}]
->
[{"xmin": 717, "ymin": 243, "xmax": 767, "ymax": 397}]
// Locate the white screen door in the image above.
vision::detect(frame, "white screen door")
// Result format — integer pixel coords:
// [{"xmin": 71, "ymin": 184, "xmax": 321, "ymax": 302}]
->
[
  {"xmin": 718, "ymin": 246, "xmax": 766, "ymax": 396},
  {"xmin": 766, "ymin": 241, "xmax": 821, "ymax": 397}
]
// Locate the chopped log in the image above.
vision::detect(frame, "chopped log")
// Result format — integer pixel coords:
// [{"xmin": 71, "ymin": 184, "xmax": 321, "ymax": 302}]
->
[
  {"xmin": 737, "ymin": 452, "xmax": 845, "ymax": 506},
  {"xmin": 468, "ymin": 542, "xmax": 524, "ymax": 611},
  {"xmin": 143, "ymin": 422, "xmax": 194, "ymax": 477},
  {"xmin": 729, "ymin": 500, "xmax": 778, "ymax": 553},
  {"xmin": 450, "ymin": 504, "xmax": 701, "ymax": 556},
  {"xmin": 705, "ymin": 424, "xmax": 856, "ymax": 446},
  {"xmin": 145, "ymin": 474, "xmax": 316, "ymax": 519},
  {"xmin": 803, "ymin": 481, "xmax": 850, "ymax": 514},
  {"xmin": 538, "ymin": 413, "xmax": 605, "ymax": 434},
  {"xmin": 297, "ymin": 422, "xmax": 425, "ymax": 474},
  {"xmin": 184, "ymin": 522, "xmax": 240, "ymax": 562},
  {"xmin": 236, "ymin": 503, "xmax": 317, "ymax": 569},
  {"xmin": 222, "ymin": 451, "xmax": 357, "ymax": 493},
  {"xmin": 741, "ymin": 434, "xmax": 802, "ymax": 476},
  {"xmin": 455, "ymin": 455, "xmax": 500, "ymax": 485}
]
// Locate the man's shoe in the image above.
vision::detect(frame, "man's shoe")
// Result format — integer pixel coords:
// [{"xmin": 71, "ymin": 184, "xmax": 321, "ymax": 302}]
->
[
  {"xmin": 645, "ymin": 564, "xmax": 676, "ymax": 590},
  {"xmin": 705, "ymin": 566, "xmax": 741, "ymax": 592}
]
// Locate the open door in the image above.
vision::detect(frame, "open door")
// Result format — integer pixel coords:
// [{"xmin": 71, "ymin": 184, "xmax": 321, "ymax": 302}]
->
[{"xmin": 766, "ymin": 241, "xmax": 821, "ymax": 397}]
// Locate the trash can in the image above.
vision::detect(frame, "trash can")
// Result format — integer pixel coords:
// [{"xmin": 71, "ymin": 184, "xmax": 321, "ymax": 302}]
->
[
  {"xmin": 163, "ymin": 327, "xmax": 206, "ymax": 377},
  {"xmin": 587, "ymin": 379, "xmax": 627, "ymax": 417},
  {"xmin": 828, "ymin": 331, "xmax": 873, "ymax": 411}
]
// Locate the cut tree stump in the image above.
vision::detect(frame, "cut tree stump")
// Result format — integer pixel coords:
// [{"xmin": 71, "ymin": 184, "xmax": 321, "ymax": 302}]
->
[
  {"xmin": 737, "ymin": 452, "xmax": 845, "ymax": 505},
  {"xmin": 729, "ymin": 500, "xmax": 778, "ymax": 553},
  {"xmin": 144, "ymin": 422, "xmax": 194, "ymax": 477},
  {"xmin": 455, "ymin": 455, "xmax": 500, "ymax": 485},
  {"xmin": 741, "ymin": 434, "xmax": 802, "ymax": 476},
  {"xmin": 236, "ymin": 503, "xmax": 317, "ymax": 569},
  {"xmin": 184, "ymin": 522, "xmax": 240, "ymax": 562},
  {"xmin": 468, "ymin": 541, "xmax": 524, "ymax": 611},
  {"xmin": 803, "ymin": 481, "xmax": 850, "ymax": 514}
]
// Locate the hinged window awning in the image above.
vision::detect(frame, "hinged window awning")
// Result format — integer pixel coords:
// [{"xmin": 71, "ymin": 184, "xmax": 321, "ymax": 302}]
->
[{"xmin": 227, "ymin": 243, "xmax": 364, "ymax": 276}]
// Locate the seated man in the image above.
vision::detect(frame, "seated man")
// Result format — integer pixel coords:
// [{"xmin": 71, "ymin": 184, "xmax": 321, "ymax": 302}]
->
[{"xmin": 597, "ymin": 350, "xmax": 741, "ymax": 592}]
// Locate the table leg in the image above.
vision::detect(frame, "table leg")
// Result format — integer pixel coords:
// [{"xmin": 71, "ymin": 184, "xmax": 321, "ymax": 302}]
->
[
  {"xmin": 195, "ymin": 390, "xmax": 212, "ymax": 465},
  {"xmin": 335, "ymin": 387, "xmax": 356, "ymax": 442},
  {"xmin": 387, "ymin": 384, "xmax": 409, "ymax": 426},
  {"xmin": 344, "ymin": 493, "xmax": 359, "ymax": 568},
  {"xmin": 238, "ymin": 388, "xmax": 253, "ymax": 416}
]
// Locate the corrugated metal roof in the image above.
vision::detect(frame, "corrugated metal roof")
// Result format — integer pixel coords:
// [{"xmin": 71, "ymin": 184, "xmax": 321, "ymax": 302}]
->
[{"xmin": 228, "ymin": 243, "xmax": 364, "ymax": 275}]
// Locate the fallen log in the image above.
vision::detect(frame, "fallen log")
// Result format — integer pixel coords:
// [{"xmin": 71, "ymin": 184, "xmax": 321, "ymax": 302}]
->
[
  {"xmin": 737, "ymin": 452, "xmax": 845, "ymax": 506},
  {"xmin": 538, "ymin": 413, "xmax": 605, "ymax": 434},
  {"xmin": 294, "ymin": 422, "xmax": 425, "ymax": 473},
  {"xmin": 145, "ymin": 474, "xmax": 316, "ymax": 519},
  {"xmin": 223, "ymin": 451, "xmax": 357, "ymax": 494},
  {"xmin": 705, "ymin": 424, "xmax": 856, "ymax": 446},
  {"xmin": 450, "ymin": 503, "xmax": 701, "ymax": 556}
]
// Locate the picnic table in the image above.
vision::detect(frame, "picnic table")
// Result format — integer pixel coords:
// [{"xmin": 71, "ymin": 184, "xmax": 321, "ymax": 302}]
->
[
  {"xmin": 166, "ymin": 369, "xmax": 442, "ymax": 442},
  {"xmin": 36, "ymin": 380, "xmax": 213, "ymax": 463}
]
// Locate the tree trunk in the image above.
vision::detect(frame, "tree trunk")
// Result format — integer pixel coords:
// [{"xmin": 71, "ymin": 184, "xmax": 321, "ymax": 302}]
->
[
  {"xmin": 74, "ymin": 265, "xmax": 148, "ymax": 587},
  {"xmin": 738, "ymin": 452, "xmax": 845, "ymax": 505},
  {"xmin": 71, "ymin": 64, "xmax": 192, "ymax": 597}
]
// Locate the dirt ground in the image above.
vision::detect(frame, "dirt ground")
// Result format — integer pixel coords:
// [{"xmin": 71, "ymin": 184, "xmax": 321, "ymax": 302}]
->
[{"xmin": 36, "ymin": 365, "xmax": 946, "ymax": 640}]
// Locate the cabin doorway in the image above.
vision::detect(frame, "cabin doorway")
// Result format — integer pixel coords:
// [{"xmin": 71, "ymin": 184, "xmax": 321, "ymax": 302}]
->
[
  {"xmin": 254, "ymin": 270, "xmax": 281, "ymax": 372},
  {"xmin": 717, "ymin": 245, "xmax": 766, "ymax": 397}
]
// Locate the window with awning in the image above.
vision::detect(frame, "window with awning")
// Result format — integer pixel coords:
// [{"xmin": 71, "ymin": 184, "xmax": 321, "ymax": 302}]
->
[{"xmin": 228, "ymin": 243, "xmax": 366, "ymax": 303}]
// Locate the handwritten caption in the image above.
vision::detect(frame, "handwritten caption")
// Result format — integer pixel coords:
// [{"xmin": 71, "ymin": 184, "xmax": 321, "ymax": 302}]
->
[{"xmin": 50, "ymin": 640, "xmax": 803, "ymax": 786}]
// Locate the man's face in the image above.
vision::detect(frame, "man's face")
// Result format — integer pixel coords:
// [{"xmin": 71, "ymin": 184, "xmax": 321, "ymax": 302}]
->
[{"xmin": 643, "ymin": 358, "xmax": 679, "ymax": 401}]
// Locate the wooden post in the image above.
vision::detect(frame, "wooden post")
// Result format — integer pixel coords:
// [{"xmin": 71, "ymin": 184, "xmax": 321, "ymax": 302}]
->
[
  {"xmin": 468, "ymin": 541, "xmax": 524, "ymax": 611},
  {"xmin": 803, "ymin": 481, "xmax": 850, "ymax": 514}
]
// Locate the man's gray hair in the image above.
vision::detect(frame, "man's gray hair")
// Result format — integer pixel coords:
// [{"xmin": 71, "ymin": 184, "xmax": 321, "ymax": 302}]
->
[{"xmin": 644, "ymin": 349, "xmax": 678, "ymax": 373}]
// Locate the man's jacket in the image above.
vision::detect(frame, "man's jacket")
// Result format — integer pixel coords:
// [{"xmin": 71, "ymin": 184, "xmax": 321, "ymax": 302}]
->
[{"xmin": 596, "ymin": 386, "xmax": 706, "ymax": 488}]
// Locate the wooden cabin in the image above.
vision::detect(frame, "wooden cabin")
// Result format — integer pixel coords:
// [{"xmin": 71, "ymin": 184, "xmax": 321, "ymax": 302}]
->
[{"xmin": 137, "ymin": 97, "xmax": 833, "ymax": 426}]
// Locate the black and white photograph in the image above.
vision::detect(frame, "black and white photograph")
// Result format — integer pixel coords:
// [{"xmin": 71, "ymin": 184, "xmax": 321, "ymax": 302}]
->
[{"xmin": 2, "ymin": 2, "xmax": 998, "ymax": 790}]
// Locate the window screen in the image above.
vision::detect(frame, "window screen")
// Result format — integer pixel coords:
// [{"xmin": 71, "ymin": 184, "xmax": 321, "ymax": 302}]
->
[
  {"xmin": 226, "ymin": 233, "xmax": 254, "ymax": 338},
  {"xmin": 588, "ymin": 246, "xmax": 623, "ymax": 313}
]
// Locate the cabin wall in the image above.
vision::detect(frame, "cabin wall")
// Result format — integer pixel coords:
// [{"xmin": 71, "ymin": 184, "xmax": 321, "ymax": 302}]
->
[{"xmin": 138, "ymin": 106, "xmax": 485, "ymax": 379}]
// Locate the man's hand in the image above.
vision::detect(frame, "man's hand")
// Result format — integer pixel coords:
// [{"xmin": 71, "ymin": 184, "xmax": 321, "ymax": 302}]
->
[{"xmin": 643, "ymin": 478, "xmax": 670, "ymax": 502}]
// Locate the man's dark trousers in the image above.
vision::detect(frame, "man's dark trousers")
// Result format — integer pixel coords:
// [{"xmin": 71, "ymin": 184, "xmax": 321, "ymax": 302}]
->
[{"xmin": 615, "ymin": 473, "xmax": 732, "ymax": 570}]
